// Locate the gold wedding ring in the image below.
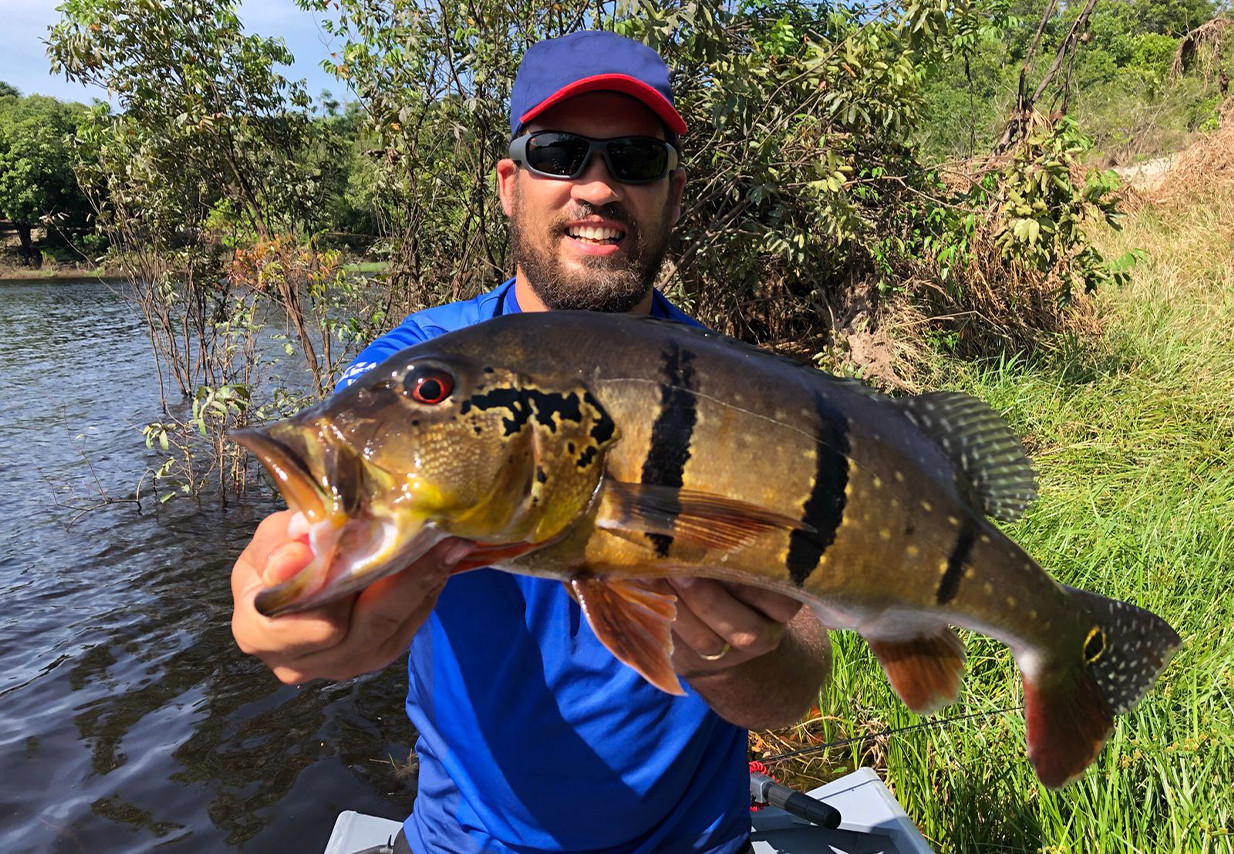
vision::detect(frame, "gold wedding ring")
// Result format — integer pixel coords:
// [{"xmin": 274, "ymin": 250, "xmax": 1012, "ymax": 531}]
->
[{"xmin": 698, "ymin": 641, "xmax": 731, "ymax": 662}]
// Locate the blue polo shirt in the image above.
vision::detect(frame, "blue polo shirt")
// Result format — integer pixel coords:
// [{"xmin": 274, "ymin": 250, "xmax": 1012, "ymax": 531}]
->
[{"xmin": 339, "ymin": 280, "xmax": 750, "ymax": 854}]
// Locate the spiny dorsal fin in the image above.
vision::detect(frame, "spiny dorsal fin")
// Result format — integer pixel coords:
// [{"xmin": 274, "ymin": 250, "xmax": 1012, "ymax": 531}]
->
[{"xmin": 894, "ymin": 391, "xmax": 1038, "ymax": 522}]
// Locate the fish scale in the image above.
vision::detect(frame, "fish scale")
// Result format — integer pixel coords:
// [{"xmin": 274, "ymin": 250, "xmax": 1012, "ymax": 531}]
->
[{"xmin": 231, "ymin": 310, "xmax": 1180, "ymax": 789}]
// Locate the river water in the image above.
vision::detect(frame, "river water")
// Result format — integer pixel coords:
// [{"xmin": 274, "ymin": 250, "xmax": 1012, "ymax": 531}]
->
[{"xmin": 0, "ymin": 280, "xmax": 416, "ymax": 853}]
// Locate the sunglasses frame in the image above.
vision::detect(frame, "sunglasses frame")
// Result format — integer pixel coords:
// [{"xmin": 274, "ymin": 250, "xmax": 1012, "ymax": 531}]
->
[{"xmin": 508, "ymin": 131, "xmax": 679, "ymax": 185}]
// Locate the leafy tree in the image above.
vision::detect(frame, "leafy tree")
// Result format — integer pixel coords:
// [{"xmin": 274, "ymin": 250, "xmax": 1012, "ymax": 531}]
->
[
  {"xmin": 0, "ymin": 94, "xmax": 92, "ymax": 266},
  {"xmin": 0, "ymin": 81, "xmax": 19, "ymax": 99},
  {"xmin": 47, "ymin": 0, "xmax": 370, "ymax": 501}
]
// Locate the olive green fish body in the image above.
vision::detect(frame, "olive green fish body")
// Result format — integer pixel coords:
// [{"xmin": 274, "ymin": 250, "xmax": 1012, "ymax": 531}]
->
[{"xmin": 231, "ymin": 311, "xmax": 1180, "ymax": 789}]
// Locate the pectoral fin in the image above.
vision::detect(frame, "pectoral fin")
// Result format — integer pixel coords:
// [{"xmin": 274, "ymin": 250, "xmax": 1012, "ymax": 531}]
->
[
  {"xmin": 570, "ymin": 575, "xmax": 684, "ymax": 696},
  {"xmin": 868, "ymin": 627, "xmax": 967, "ymax": 715},
  {"xmin": 598, "ymin": 478, "xmax": 815, "ymax": 552}
]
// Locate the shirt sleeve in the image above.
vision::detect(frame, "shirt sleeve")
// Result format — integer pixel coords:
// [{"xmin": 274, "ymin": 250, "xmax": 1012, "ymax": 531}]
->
[{"xmin": 336, "ymin": 318, "xmax": 431, "ymax": 391}]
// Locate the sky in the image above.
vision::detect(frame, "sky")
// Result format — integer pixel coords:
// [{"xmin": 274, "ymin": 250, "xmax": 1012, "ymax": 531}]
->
[{"xmin": 0, "ymin": 0, "xmax": 346, "ymax": 104}]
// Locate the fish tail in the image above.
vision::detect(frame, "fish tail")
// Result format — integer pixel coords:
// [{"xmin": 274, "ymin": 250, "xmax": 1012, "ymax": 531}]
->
[{"xmin": 1018, "ymin": 587, "xmax": 1180, "ymax": 787}]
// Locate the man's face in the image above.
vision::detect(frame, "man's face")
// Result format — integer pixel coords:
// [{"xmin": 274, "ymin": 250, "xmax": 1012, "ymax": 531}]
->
[{"xmin": 497, "ymin": 91, "xmax": 686, "ymax": 313}]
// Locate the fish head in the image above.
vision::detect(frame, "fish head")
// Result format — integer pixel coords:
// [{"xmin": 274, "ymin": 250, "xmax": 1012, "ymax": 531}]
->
[{"xmin": 230, "ymin": 344, "xmax": 618, "ymax": 615}]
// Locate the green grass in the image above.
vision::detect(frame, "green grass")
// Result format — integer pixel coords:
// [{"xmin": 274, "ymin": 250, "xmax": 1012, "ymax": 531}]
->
[{"xmin": 767, "ymin": 192, "xmax": 1234, "ymax": 853}]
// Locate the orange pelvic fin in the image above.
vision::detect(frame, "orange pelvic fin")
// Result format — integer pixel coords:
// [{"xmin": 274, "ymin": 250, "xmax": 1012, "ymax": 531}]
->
[
  {"xmin": 570, "ymin": 575, "xmax": 683, "ymax": 695},
  {"xmin": 868, "ymin": 627, "xmax": 967, "ymax": 715},
  {"xmin": 599, "ymin": 478, "xmax": 814, "ymax": 552},
  {"xmin": 1021, "ymin": 661, "xmax": 1114, "ymax": 788}
]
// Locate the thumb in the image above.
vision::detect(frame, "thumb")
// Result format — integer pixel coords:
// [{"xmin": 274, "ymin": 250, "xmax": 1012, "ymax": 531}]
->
[{"xmin": 261, "ymin": 540, "xmax": 315, "ymax": 586}]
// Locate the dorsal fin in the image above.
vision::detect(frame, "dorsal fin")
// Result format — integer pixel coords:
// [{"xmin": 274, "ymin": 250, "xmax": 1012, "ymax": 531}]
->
[{"xmin": 894, "ymin": 391, "xmax": 1038, "ymax": 522}]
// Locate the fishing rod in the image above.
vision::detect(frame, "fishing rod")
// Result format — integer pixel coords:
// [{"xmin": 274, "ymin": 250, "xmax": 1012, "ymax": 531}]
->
[
  {"xmin": 747, "ymin": 704, "xmax": 1021, "ymax": 829},
  {"xmin": 758, "ymin": 703, "xmax": 1023, "ymax": 764}
]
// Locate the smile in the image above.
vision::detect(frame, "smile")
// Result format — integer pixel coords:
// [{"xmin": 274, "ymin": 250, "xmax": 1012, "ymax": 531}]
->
[{"xmin": 566, "ymin": 224, "xmax": 624, "ymax": 244}]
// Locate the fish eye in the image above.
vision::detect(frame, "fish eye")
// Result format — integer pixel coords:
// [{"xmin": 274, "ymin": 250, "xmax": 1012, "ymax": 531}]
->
[{"xmin": 404, "ymin": 366, "xmax": 455, "ymax": 405}]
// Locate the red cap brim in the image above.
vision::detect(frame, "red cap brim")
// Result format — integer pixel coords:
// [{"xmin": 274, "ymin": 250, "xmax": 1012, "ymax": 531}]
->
[{"xmin": 518, "ymin": 74, "xmax": 687, "ymax": 136}]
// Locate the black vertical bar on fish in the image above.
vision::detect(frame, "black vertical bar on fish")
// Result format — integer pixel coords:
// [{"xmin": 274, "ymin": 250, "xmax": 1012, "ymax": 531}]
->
[
  {"xmin": 786, "ymin": 392, "xmax": 851, "ymax": 587},
  {"xmin": 640, "ymin": 343, "xmax": 698, "ymax": 558},
  {"xmin": 936, "ymin": 522, "xmax": 977, "ymax": 604}
]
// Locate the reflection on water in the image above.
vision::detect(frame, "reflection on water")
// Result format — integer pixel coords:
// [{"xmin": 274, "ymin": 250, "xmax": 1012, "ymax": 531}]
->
[{"xmin": 0, "ymin": 280, "xmax": 414, "ymax": 853}]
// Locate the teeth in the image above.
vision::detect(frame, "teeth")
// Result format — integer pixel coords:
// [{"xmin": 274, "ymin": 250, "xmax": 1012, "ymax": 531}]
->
[{"xmin": 568, "ymin": 225, "xmax": 623, "ymax": 241}]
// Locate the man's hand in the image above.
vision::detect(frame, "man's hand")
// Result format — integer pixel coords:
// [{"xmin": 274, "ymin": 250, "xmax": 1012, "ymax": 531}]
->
[
  {"xmin": 668, "ymin": 578, "xmax": 831, "ymax": 730},
  {"xmin": 230, "ymin": 510, "xmax": 474, "ymax": 684}
]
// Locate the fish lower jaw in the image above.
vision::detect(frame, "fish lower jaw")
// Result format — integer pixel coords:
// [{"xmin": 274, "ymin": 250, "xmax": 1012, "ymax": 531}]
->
[{"xmin": 256, "ymin": 511, "xmax": 438, "ymax": 615}]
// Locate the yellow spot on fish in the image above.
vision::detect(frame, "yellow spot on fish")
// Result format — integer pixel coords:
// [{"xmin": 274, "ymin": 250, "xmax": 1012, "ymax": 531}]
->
[
  {"xmin": 964, "ymin": 567, "xmax": 976, "ymax": 579},
  {"xmin": 1030, "ymin": 609, "xmax": 1038, "ymax": 619},
  {"xmin": 947, "ymin": 515, "xmax": 960, "ymax": 527},
  {"xmin": 905, "ymin": 545, "xmax": 920, "ymax": 558},
  {"xmin": 983, "ymin": 582, "xmax": 994, "ymax": 594},
  {"xmin": 939, "ymin": 560, "xmax": 951, "ymax": 575},
  {"xmin": 980, "ymin": 534, "xmax": 992, "ymax": 545},
  {"xmin": 872, "ymin": 476, "xmax": 884, "ymax": 490},
  {"xmin": 879, "ymin": 528, "xmax": 892, "ymax": 541},
  {"xmin": 1006, "ymin": 596, "xmax": 1017, "ymax": 608},
  {"xmin": 920, "ymin": 500, "xmax": 933, "ymax": 512},
  {"xmin": 894, "ymin": 470, "xmax": 905, "ymax": 483}
]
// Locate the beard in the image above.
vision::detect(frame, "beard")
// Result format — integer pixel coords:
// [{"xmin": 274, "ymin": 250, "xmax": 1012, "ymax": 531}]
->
[{"xmin": 508, "ymin": 179, "xmax": 673, "ymax": 314}]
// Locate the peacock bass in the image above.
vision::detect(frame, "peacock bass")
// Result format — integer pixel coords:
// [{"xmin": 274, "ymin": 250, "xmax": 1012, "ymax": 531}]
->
[{"xmin": 230, "ymin": 311, "xmax": 1179, "ymax": 788}]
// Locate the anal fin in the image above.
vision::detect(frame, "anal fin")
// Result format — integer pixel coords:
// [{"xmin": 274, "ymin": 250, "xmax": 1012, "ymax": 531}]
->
[
  {"xmin": 570, "ymin": 576, "xmax": 684, "ymax": 696},
  {"xmin": 868, "ymin": 628, "xmax": 967, "ymax": 715},
  {"xmin": 1021, "ymin": 659, "xmax": 1114, "ymax": 788}
]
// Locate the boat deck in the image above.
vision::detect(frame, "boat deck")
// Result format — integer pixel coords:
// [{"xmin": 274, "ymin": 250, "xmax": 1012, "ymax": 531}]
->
[{"xmin": 323, "ymin": 767, "xmax": 937, "ymax": 854}]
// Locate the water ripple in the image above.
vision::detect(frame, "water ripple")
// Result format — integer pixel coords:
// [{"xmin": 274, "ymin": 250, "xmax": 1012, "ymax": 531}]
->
[{"xmin": 0, "ymin": 282, "xmax": 414, "ymax": 853}]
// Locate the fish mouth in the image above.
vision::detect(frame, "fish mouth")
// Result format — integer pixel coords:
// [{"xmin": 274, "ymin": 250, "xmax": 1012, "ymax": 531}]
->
[{"xmin": 230, "ymin": 425, "xmax": 444, "ymax": 616}]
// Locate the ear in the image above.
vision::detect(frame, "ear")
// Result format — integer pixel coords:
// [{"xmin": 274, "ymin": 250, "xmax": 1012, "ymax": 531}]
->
[
  {"xmin": 668, "ymin": 167, "xmax": 687, "ymax": 227},
  {"xmin": 496, "ymin": 159, "xmax": 518, "ymax": 217}
]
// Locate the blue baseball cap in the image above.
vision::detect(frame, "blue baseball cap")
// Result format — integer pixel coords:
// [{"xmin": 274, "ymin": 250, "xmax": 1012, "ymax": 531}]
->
[{"xmin": 509, "ymin": 31, "xmax": 687, "ymax": 139}]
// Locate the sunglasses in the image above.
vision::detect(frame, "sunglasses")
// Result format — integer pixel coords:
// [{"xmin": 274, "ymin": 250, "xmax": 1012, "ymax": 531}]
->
[{"xmin": 508, "ymin": 131, "xmax": 679, "ymax": 184}]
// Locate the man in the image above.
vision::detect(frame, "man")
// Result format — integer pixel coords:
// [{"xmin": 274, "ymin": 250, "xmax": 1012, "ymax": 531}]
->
[{"xmin": 231, "ymin": 30, "xmax": 831, "ymax": 854}]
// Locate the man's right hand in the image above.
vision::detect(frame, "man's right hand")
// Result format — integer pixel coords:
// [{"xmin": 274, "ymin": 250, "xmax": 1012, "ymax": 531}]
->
[{"xmin": 230, "ymin": 510, "xmax": 475, "ymax": 684}]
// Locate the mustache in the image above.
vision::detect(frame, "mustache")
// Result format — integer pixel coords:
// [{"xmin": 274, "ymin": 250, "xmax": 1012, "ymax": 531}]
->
[{"xmin": 558, "ymin": 202, "xmax": 636, "ymax": 231}]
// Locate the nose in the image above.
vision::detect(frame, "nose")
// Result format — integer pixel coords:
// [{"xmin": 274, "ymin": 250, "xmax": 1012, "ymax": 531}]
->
[{"xmin": 569, "ymin": 151, "xmax": 623, "ymax": 207}]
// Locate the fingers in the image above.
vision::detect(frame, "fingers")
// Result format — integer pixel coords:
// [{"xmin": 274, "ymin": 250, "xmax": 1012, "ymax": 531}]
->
[
  {"xmin": 668, "ymin": 578, "xmax": 804, "ymax": 674},
  {"xmin": 230, "ymin": 510, "xmax": 474, "ymax": 684}
]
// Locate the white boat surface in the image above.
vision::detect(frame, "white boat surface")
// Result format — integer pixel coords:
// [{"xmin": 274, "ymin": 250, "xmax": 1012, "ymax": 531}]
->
[{"xmin": 323, "ymin": 767, "xmax": 938, "ymax": 854}]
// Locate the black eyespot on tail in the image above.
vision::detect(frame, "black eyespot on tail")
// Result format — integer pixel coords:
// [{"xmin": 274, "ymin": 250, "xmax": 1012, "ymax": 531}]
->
[
  {"xmin": 1083, "ymin": 627, "xmax": 1106, "ymax": 663},
  {"xmin": 1066, "ymin": 586, "xmax": 1181, "ymax": 714}
]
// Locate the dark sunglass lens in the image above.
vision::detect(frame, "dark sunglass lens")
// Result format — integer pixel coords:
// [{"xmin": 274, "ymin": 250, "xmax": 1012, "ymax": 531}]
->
[
  {"xmin": 607, "ymin": 139, "xmax": 669, "ymax": 181},
  {"xmin": 526, "ymin": 134, "xmax": 590, "ymax": 177}
]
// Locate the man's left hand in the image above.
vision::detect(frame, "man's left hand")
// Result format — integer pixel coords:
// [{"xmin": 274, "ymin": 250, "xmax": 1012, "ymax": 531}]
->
[
  {"xmin": 667, "ymin": 578, "xmax": 803, "ymax": 675},
  {"xmin": 666, "ymin": 577, "xmax": 831, "ymax": 730}
]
